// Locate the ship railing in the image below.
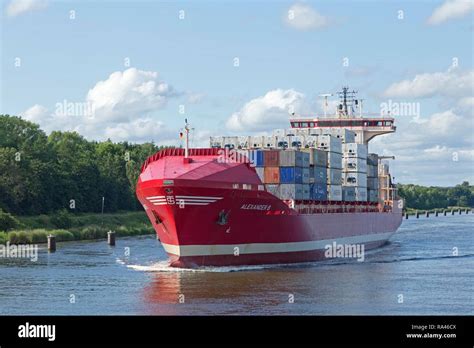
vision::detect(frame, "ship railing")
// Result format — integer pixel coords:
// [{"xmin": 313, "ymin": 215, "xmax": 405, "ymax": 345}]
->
[{"xmin": 284, "ymin": 200, "xmax": 381, "ymax": 214}]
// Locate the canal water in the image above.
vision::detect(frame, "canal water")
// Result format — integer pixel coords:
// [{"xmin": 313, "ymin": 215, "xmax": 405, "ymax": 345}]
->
[{"xmin": 0, "ymin": 215, "xmax": 472, "ymax": 315}]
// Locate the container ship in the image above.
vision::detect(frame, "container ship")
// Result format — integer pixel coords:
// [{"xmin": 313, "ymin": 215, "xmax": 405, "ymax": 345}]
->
[{"xmin": 136, "ymin": 88, "xmax": 403, "ymax": 268}]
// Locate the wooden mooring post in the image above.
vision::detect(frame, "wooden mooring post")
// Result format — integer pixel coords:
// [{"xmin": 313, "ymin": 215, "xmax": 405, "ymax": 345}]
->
[
  {"xmin": 425, "ymin": 211, "xmax": 430, "ymax": 218},
  {"xmin": 107, "ymin": 231, "xmax": 116, "ymax": 246},
  {"xmin": 47, "ymin": 235, "xmax": 56, "ymax": 252}
]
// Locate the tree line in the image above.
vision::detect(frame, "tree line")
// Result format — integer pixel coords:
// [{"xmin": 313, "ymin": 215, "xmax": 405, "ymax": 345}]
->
[
  {"xmin": 398, "ymin": 182, "xmax": 473, "ymax": 211},
  {"xmin": 0, "ymin": 115, "xmax": 472, "ymax": 216},
  {"xmin": 0, "ymin": 115, "xmax": 165, "ymax": 215}
]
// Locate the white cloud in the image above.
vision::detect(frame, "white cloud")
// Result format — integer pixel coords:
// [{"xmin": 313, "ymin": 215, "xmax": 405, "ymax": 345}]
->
[
  {"xmin": 284, "ymin": 3, "xmax": 330, "ymax": 30},
  {"xmin": 86, "ymin": 68, "xmax": 177, "ymax": 123},
  {"xmin": 187, "ymin": 92, "xmax": 206, "ymax": 104},
  {"xmin": 6, "ymin": 0, "xmax": 48, "ymax": 17},
  {"xmin": 104, "ymin": 118, "xmax": 167, "ymax": 142},
  {"xmin": 226, "ymin": 89, "xmax": 306, "ymax": 132},
  {"xmin": 383, "ymin": 68, "xmax": 473, "ymax": 99},
  {"xmin": 22, "ymin": 104, "xmax": 49, "ymax": 123},
  {"xmin": 427, "ymin": 0, "xmax": 474, "ymax": 25}
]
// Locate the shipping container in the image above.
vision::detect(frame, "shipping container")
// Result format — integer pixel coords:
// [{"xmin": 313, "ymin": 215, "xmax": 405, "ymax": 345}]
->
[
  {"xmin": 323, "ymin": 129, "xmax": 356, "ymax": 144},
  {"xmin": 342, "ymin": 143, "xmax": 368, "ymax": 158},
  {"xmin": 303, "ymin": 135, "xmax": 319, "ymax": 148},
  {"xmin": 210, "ymin": 136, "xmax": 223, "ymax": 148},
  {"xmin": 343, "ymin": 172, "xmax": 367, "ymax": 187},
  {"xmin": 263, "ymin": 166, "xmax": 280, "ymax": 184},
  {"xmin": 308, "ymin": 128, "xmax": 323, "ymax": 136},
  {"xmin": 367, "ymin": 153, "xmax": 379, "ymax": 166},
  {"xmin": 327, "ymin": 168, "xmax": 342, "ymax": 185},
  {"xmin": 355, "ymin": 187, "xmax": 368, "ymax": 201},
  {"xmin": 302, "ymin": 168, "xmax": 310, "ymax": 184},
  {"xmin": 310, "ymin": 183, "xmax": 327, "ymax": 200},
  {"xmin": 343, "ymin": 157, "xmax": 367, "ymax": 173},
  {"xmin": 328, "ymin": 184, "xmax": 343, "ymax": 201},
  {"xmin": 301, "ymin": 148, "xmax": 327, "ymax": 166},
  {"xmin": 342, "ymin": 186, "xmax": 356, "ymax": 202},
  {"xmin": 280, "ymin": 167, "xmax": 304, "ymax": 184},
  {"xmin": 312, "ymin": 165, "xmax": 327, "ymax": 184},
  {"xmin": 279, "ymin": 150, "xmax": 309, "ymax": 167},
  {"xmin": 250, "ymin": 149, "xmax": 265, "ymax": 167},
  {"xmin": 327, "ymin": 151, "xmax": 343, "ymax": 169},
  {"xmin": 367, "ymin": 188, "xmax": 378, "ymax": 202},
  {"xmin": 263, "ymin": 136, "xmax": 277, "ymax": 149},
  {"xmin": 237, "ymin": 136, "xmax": 250, "ymax": 149},
  {"xmin": 265, "ymin": 184, "xmax": 280, "ymax": 197},
  {"xmin": 367, "ymin": 177, "xmax": 379, "ymax": 189},
  {"xmin": 249, "ymin": 135, "xmax": 264, "ymax": 148},
  {"xmin": 367, "ymin": 164, "xmax": 378, "ymax": 178},
  {"xmin": 302, "ymin": 184, "xmax": 311, "ymax": 200},
  {"xmin": 255, "ymin": 167, "xmax": 264, "ymax": 182},
  {"xmin": 317, "ymin": 135, "xmax": 342, "ymax": 154},
  {"xmin": 263, "ymin": 150, "xmax": 279, "ymax": 166},
  {"xmin": 223, "ymin": 136, "xmax": 238, "ymax": 149},
  {"xmin": 279, "ymin": 184, "xmax": 304, "ymax": 200}
]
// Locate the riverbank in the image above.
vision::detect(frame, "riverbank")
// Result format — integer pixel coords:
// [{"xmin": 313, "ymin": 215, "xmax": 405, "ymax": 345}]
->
[
  {"xmin": 404, "ymin": 206, "xmax": 472, "ymax": 216},
  {"xmin": 0, "ymin": 211, "xmax": 154, "ymax": 244}
]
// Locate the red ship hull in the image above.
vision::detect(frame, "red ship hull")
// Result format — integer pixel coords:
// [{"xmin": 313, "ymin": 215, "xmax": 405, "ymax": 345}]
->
[{"xmin": 136, "ymin": 149, "xmax": 402, "ymax": 268}]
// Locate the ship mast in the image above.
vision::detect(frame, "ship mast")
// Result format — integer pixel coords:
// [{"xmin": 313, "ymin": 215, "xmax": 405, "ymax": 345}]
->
[{"xmin": 184, "ymin": 118, "xmax": 190, "ymax": 158}]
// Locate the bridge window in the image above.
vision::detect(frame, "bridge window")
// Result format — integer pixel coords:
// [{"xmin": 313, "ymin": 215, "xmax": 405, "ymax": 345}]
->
[{"xmin": 301, "ymin": 122, "xmax": 308, "ymax": 127}]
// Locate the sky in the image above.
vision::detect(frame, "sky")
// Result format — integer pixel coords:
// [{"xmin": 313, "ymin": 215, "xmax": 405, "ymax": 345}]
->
[{"xmin": 1, "ymin": 0, "xmax": 473, "ymax": 186}]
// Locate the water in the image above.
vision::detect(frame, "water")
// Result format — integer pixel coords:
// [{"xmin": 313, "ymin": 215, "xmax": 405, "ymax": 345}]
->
[{"xmin": 0, "ymin": 215, "xmax": 472, "ymax": 315}]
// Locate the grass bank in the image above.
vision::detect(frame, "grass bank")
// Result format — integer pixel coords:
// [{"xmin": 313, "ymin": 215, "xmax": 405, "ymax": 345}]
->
[{"xmin": 0, "ymin": 211, "xmax": 154, "ymax": 245}]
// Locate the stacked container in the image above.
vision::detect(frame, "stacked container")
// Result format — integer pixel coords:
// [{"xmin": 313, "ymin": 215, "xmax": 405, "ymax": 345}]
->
[
  {"xmin": 342, "ymin": 143, "xmax": 368, "ymax": 201},
  {"xmin": 302, "ymin": 148, "xmax": 328, "ymax": 200},
  {"xmin": 367, "ymin": 153, "xmax": 379, "ymax": 202},
  {"xmin": 318, "ymin": 135, "xmax": 342, "ymax": 201}
]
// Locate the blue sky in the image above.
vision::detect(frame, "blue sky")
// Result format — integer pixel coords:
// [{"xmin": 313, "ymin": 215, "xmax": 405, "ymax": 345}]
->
[{"xmin": 1, "ymin": 0, "xmax": 473, "ymax": 185}]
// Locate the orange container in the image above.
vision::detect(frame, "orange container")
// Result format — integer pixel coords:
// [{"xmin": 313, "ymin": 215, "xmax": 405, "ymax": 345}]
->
[
  {"xmin": 264, "ymin": 166, "xmax": 280, "ymax": 183},
  {"xmin": 263, "ymin": 150, "xmax": 279, "ymax": 166}
]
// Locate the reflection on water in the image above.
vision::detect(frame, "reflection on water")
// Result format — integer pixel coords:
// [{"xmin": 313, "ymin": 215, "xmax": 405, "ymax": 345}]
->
[{"xmin": 0, "ymin": 216, "xmax": 473, "ymax": 315}]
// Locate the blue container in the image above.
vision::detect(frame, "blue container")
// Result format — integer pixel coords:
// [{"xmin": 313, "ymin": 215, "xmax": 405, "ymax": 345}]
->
[
  {"xmin": 310, "ymin": 183, "xmax": 327, "ymax": 200},
  {"xmin": 279, "ymin": 167, "xmax": 295, "ymax": 183},
  {"xmin": 313, "ymin": 166, "xmax": 327, "ymax": 184},
  {"xmin": 249, "ymin": 150, "xmax": 264, "ymax": 167},
  {"xmin": 280, "ymin": 167, "xmax": 303, "ymax": 184}
]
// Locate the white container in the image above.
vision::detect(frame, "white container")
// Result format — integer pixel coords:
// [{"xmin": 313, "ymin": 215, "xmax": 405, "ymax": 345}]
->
[
  {"xmin": 249, "ymin": 136, "xmax": 264, "ymax": 148},
  {"xmin": 265, "ymin": 184, "xmax": 280, "ymax": 197},
  {"xmin": 327, "ymin": 168, "xmax": 342, "ymax": 185},
  {"xmin": 343, "ymin": 157, "xmax": 367, "ymax": 173},
  {"xmin": 255, "ymin": 167, "xmax": 265, "ymax": 182},
  {"xmin": 273, "ymin": 129, "xmax": 286, "ymax": 137},
  {"xmin": 327, "ymin": 151, "xmax": 342, "ymax": 169},
  {"xmin": 303, "ymin": 135, "xmax": 319, "ymax": 148},
  {"xmin": 279, "ymin": 184, "xmax": 304, "ymax": 200},
  {"xmin": 367, "ymin": 177, "xmax": 379, "ymax": 190},
  {"xmin": 343, "ymin": 172, "xmax": 367, "ymax": 187},
  {"xmin": 308, "ymin": 128, "xmax": 323, "ymax": 136},
  {"xmin": 323, "ymin": 129, "xmax": 356, "ymax": 144},
  {"xmin": 342, "ymin": 143, "xmax": 368, "ymax": 159},
  {"xmin": 317, "ymin": 135, "xmax": 342, "ymax": 154},
  {"xmin": 210, "ymin": 136, "xmax": 223, "ymax": 148},
  {"xmin": 263, "ymin": 136, "xmax": 277, "ymax": 148},
  {"xmin": 379, "ymin": 175, "xmax": 390, "ymax": 188},
  {"xmin": 236, "ymin": 136, "xmax": 250, "ymax": 149},
  {"xmin": 342, "ymin": 186, "xmax": 356, "ymax": 202},
  {"xmin": 355, "ymin": 187, "xmax": 368, "ymax": 201},
  {"xmin": 328, "ymin": 184, "xmax": 343, "ymax": 201}
]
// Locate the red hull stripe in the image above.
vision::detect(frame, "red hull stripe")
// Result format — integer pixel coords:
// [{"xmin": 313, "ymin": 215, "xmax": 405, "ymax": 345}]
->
[{"xmin": 162, "ymin": 231, "xmax": 394, "ymax": 257}]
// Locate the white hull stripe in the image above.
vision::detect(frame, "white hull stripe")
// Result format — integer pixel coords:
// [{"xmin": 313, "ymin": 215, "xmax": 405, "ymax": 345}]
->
[
  {"xmin": 146, "ymin": 196, "xmax": 165, "ymax": 199},
  {"xmin": 161, "ymin": 232, "xmax": 395, "ymax": 257},
  {"xmin": 175, "ymin": 196, "xmax": 223, "ymax": 200}
]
